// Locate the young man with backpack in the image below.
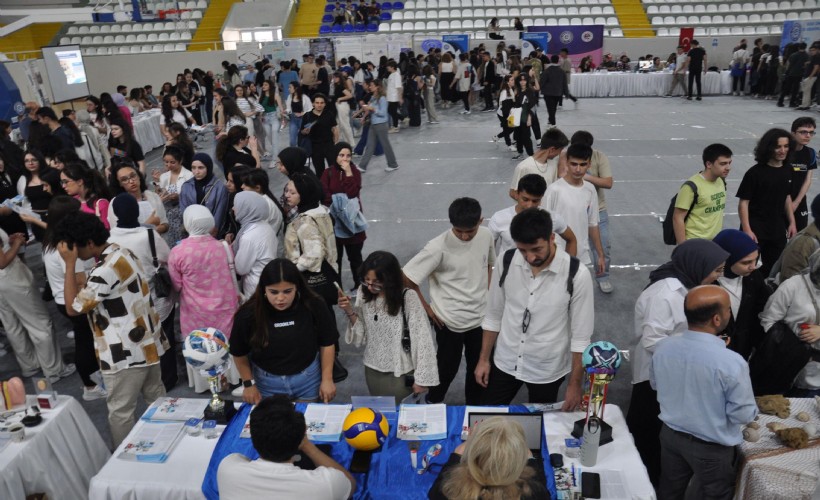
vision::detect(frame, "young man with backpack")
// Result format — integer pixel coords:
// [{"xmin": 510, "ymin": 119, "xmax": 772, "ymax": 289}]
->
[
  {"xmin": 475, "ymin": 208, "xmax": 593, "ymax": 407},
  {"xmin": 670, "ymin": 143, "xmax": 733, "ymax": 244}
]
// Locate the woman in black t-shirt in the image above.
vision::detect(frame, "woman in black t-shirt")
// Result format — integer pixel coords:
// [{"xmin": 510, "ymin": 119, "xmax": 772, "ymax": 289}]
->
[
  {"xmin": 230, "ymin": 258, "xmax": 338, "ymax": 404},
  {"xmin": 216, "ymin": 125, "xmax": 259, "ymax": 178},
  {"xmin": 108, "ymin": 119, "xmax": 146, "ymax": 174},
  {"xmin": 300, "ymin": 93, "xmax": 339, "ymax": 179}
]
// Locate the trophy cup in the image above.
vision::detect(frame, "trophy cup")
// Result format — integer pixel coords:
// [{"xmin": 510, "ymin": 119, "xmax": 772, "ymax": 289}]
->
[
  {"xmin": 183, "ymin": 328, "xmax": 238, "ymax": 425},
  {"xmin": 571, "ymin": 341, "xmax": 622, "ymax": 447}
]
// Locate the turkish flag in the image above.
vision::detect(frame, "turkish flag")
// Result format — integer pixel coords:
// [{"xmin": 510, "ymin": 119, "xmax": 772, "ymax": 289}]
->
[{"xmin": 679, "ymin": 28, "xmax": 695, "ymax": 52}]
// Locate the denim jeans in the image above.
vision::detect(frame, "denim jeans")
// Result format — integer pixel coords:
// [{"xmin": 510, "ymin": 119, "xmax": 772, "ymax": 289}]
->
[
  {"xmin": 589, "ymin": 208, "xmax": 611, "ymax": 281},
  {"xmin": 263, "ymin": 111, "xmax": 279, "ymax": 156},
  {"xmin": 252, "ymin": 354, "xmax": 321, "ymax": 401},
  {"xmin": 288, "ymin": 115, "xmax": 303, "ymax": 147}
]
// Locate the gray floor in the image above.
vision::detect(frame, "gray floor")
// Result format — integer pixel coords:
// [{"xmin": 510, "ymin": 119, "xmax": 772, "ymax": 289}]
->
[{"xmin": 3, "ymin": 95, "xmax": 817, "ymax": 450}]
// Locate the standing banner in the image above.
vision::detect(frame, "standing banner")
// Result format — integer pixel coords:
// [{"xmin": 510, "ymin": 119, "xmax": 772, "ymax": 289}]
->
[
  {"xmin": 527, "ymin": 25, "xmax": 605, "ymax": 66},
  {"xmin": 442, "ymin": 34, "xmax": 470, "ymax": 56},
  {"xmin": 521, "ymin": 32, "xmax": 549, "ymax": 54},
  {"xmin": 780, "ymin": 20, "xmax": 820, "ymax": 53},
  {"xmin": 678, "ymin": 28, "xmax": 694, "ymax": 52}
]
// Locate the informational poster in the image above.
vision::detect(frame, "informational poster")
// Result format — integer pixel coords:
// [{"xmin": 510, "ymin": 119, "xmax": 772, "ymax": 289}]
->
[
  {"xmin": 282, "ymin": 38, "xmax": 311, "ymax": 64},
  {"xmin": 521, "ymin": 32, "xmax": 549, "ymax": 54},
  {"xmin": 362, "ymin": 34, "xmax": 390, "ymax": 64},
  {"xmin": 442, "ymin": 34, "xmax": 470, "ymax": 56},
  {"xmin": 55, "ymin": 49, "xmax": 87, "ymax": 84},
  {"xmin": 527, "ymin": 25, "xmax": 605, "ymax": 66},
  {"xmin": 334, "ymin": 37, "xmax": 365, "ymax": 65},
  {"xmin": 260, "ymin": 41, "xmax": 287, "ymax": 65},
  {"xmin": 235, "ymin": 42, "xmax": 262, "ymax": 68},
  {"xmin": 780, "ymin": 20, "xmax": 820, "ymax": 53},
  {"xmin": 387, "ymin": 34, "xmax": 412, "ymax": 61},
  {"xmin": 309, "ymin": 38, "xmax": 336, "ymax": 67}
]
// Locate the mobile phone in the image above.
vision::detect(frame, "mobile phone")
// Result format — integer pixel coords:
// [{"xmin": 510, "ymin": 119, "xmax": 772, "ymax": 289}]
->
[
  {"xmin": 581, "ymin": 471, "xmax": 601, "ymax": 499},
  {"xmin": 350, "ymin": 450, "xmax": 371, "ymax": 473},
  {"xmin": 333, "ymin": 281, "xmax": 348, "ymax": 299}
]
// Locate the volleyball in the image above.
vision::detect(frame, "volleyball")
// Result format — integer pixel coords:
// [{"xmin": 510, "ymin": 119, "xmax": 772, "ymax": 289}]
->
[
  {"xmin": 182, "ymin": 327, "xmax": 231, "ymax": 377},
  {"xmin": 582, "ymin": 341, "xmax": 622, "ymax": 374},
  {"xmin": 342, "ymin": 408, "xmax": 389, "ymax": 451}
]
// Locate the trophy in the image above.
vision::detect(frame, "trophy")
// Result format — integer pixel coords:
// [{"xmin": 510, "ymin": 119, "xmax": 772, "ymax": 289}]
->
[
  {"xmin": 182, "ymin": 328, "xmax": 238, "ymax": 425},
  {"xmin": 572, "ymin": 341, "xmax": 622, "ymax": 448}
]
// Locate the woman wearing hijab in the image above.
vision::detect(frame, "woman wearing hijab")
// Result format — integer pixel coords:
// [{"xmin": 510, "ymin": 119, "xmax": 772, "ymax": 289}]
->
[
  {"xmin": 169, "ymin": 205, "xmax": 241, "ymax": 392},
  {"xmin": 179, "ymin": 153, "xmax": 229, "ymax": 233},
  {"xmin": 626, "ymin": 238, "xmax": 729, "ymax": 487},
  {"xmin": 713, "ymin": 229, "xmax": 770, "ymax": 360},
  {"xmin": 233, "ymin": 191, "xmax": 277, "ymax": 300},
  {"xmin": 107, "ymin": 193, "xmax": 178, "ymax": 391},
  {"xmin": 218, "ymin": 165, "xmax": 253, "ymax": 243},
  {"xmin": 760, "ymin": 251, "xmax": 820, "ymax": 397}
]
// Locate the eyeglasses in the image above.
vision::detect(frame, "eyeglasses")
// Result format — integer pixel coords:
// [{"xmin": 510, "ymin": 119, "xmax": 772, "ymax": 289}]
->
[
  {"xmin": 60, "ymin": 179, "xmax": 75, "ymax": 186},
  {"xmin": 522, "ymin": 308, "xmax": 531, "ymax": 334},
  {"xmin": 24, "ymin": 158, "xmax": 38, "ymax": 164},
  {"xmin": 796, "ymin": 130, "xmax": 817, "ymax": 136},
  {"xmin": 363, "ymin": 279, "xmax": 383, "ymax": 292},
  {"xmin": 118, "ymin": 173, "xmax": 139, "ymax": 184}
]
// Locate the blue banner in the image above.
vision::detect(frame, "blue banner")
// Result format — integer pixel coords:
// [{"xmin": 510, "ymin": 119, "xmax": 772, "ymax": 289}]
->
[
  {"xmin": 521, "ymin": 32, "xmax": 549, "ymax": 53},
  {"xmin": 527, "ymin": 25, "xmax": 605, "ymax": 65},
  {"xmin": 441, "ymin": 34, "xmax": 470, "ymax": 56},
  {"xmin": 780, "ymin": 20, "xmax": 820, "ymax": 53}
]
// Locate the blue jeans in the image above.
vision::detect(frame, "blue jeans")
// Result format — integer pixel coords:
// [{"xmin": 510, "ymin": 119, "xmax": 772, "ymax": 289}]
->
[
  {"xmin": 288, "ymin": 115, "xmax": 303, "ymax": 147},
  {"xmin": 252, "ymin": 354, "xmax": 321, "ymax": 401},
  {"xmin": 589, "ymin": 209, "xmax": 611, "ymax": 281}
]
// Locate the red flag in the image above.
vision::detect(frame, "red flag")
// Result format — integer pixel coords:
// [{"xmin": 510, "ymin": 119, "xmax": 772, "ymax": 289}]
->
[{"xmin": 679, "ymin": 28, "xmax": 695, "ymax": 52}]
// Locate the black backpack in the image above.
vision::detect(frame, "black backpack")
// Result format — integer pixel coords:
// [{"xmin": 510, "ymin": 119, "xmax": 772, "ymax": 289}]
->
[
  {"xmin": 662, "ymin": 178, "xmax": 726, "ymax": 245},
  {"xmin": 497, "ymin": 249, "xmax": 580, "ymax": 308}
]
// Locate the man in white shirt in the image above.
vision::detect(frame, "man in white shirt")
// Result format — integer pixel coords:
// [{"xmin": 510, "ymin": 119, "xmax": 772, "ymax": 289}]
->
[
  {"xmin": 544, "ymin": 143, "xmax": 605, "ymax": 275},
  {"xmin": 475, "ymin": 208, "xmax": 594, "ymax": 407},
  {"xmin": 386, "ymin": 61, "xmax": 403, "ymax": 132},
  {"xmin": 508, "ymin": 128, "xmax": 569, "ymax": 200},
  {"xmin": 218, "ymin": 396, "xmax": 355, "ymax": 500},
  {"xmin": 489, "ymin": 173, "xmax": 577, "ymax": 257},
  {"xmin": 665, "ymin": 45, "xmax": 689, "ymax": 97},
  {"xmin": 404, "ymin": 198, "xmax": 496, "ymax": 405}
]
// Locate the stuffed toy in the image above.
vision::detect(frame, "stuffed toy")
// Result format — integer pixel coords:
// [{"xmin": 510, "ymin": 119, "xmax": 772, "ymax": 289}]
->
[{"xmin": 756, "ymin": 395, "xmax": 790, "ymax": 419}]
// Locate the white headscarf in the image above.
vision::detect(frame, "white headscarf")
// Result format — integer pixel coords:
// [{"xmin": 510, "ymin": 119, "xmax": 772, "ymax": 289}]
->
[
  {"xmin": 183, "ymin": 204, "xmax": 215, "ymax": 237},
  {"xmin": 233, "ymin": 191, "xmax": 270, "ymax": 246}
]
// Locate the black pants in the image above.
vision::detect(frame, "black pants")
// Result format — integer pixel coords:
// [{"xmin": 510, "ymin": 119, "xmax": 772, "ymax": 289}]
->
[
  {"xmin": 778, "ymin": 74, "xmax": 801, "ymax": 106},
  {"xmin": 160, "ymin": 311, "xmax": 179, "ymax": 392},
  {"xmin": 795, "ymin": 196, "xmax": 810, "ymax": 232},
  {"xmin": 757, "ymin": 237, "xmax": 787, "ymax": 278},
  {"xmin": 459, "ymin": 91, "xmax": 470, "ymax": 111},
  {"xmin": 659, "ymin": 425, "xmax": 738, "ymax": 500},
  {"xmin": 388, "ymin": 101, "xmax": 400, "ymax": 127},
  {"xmin": 688, "ymin": 69, "xmax": 703, "ymax": 98},
  {"xmin": 544, "ymin": 96, "xmax": 560, "ymax": 126},
  {"xmin": 191, "ymin": 106, "xmax": 203, "ymax": 125},
  {"xmin": 626, "ymin": 380, "xmax": 661, "ymax": 487},
  {"xmin": 732, "ymin": 73, "xmax": 747, "ymax": 93},
  {"xmin": 427, "ymin": 324, "xmax": 483, "ymax": 405},
  {"xmin": 530, "ymin": 111, "xmax": 541, "ymax": 142},
  {"xmin": 310, "ymin": 141, "xmax": 334, "ymax": 179},
  {"xmin": 514, "ymin": 123, "xmax": 534, "ymax": 156},
  {"xmin": 482, "ymin": 361, "xmax": 564, "ymax": 405},
  {"xmin": 335, "ymin": 239, "xmax": 363, "ymax": 290},
  {"xmin": 483, "ymin": 84, "xmax": 495, "ymax": 109},
  {"xmin": 496, "ymin": 114, "xmax": 513, "ymax": 146},
  {"xmin": 57, "ymin": 303, "xmax": 99, "ymax": 387}
]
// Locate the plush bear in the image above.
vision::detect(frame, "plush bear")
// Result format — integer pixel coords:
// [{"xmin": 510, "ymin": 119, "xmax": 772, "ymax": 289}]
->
[
  {"xmin": 776, "ymin": 428, "xmax": 809, "ymax": 449},
  {"xmin": 756, "ymin": 395, "xmax": 791, "ymax": 419}
]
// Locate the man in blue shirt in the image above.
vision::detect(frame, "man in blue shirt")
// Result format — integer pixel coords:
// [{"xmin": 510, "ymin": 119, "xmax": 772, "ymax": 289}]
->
[{"xmin": 651, "ymin": 285, "xmax": 757, "ymax": 500}]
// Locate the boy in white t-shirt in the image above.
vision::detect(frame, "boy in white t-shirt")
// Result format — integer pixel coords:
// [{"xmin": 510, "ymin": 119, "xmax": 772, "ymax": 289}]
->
[
  {"xmin": 545, "ymin": 143, "xmax": 605, "ymax": 275},
  {"xmin": 386, "ymin": 61, "xmax": 403, "ymax": 132},
  {"xmin": 218, "ymin": 396, "xmax": 355, "ymax": 500},
  {"xmin": 404, "ymin": 197, "xmax": 496, "ymax": 405},
  {"xmin": 508, "ymin": 128, "xmax": 570, "ymax": 200},
  {"xmin": 489, "ymin": 173, "xmax": 577, "ymax": 257}
]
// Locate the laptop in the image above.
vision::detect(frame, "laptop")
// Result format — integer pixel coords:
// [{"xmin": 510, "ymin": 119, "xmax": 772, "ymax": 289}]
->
[
  {"xmin": 467, "ymin": 412, "xmax": 545, "ymax": 461},
  {"xmin": 638, "ymin": 60, "xmax": 653, "ymax": 71}
]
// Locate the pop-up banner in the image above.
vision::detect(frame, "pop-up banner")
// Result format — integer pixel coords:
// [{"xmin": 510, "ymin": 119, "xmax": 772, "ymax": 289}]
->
[{"xmin": 527, "ymin": 25, "xmax": 605, "ymax": 66}]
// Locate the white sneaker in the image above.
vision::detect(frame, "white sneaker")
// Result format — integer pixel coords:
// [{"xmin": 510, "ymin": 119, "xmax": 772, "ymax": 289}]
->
[
  {"xmin": 385, "ymin": 165, "xmax": 399, "ymax": 172},
  {"xmin": 598, "ymin": 280, "xmax": 614, "ymax": 294},
  {"xmin": 492, "ymin": 134, "xmax": 499, "ymax": 143},
  {"xmin": 66, "ymin": 330, "xmax": 75, "ymax": 339},
  {"xmin": 508, "ymin": 145, "xmax": 517, "ymax": 152},
  {"xmin": 48, "ymin": 363, "xmax": 76, "ymax": 384},
  {"xmin": 83, "ymin": 385, "xmax": 108, "ymax": 401},
  {"xmin": 429, "ymin": 120, "xmax": 439, "ymax": 124}
]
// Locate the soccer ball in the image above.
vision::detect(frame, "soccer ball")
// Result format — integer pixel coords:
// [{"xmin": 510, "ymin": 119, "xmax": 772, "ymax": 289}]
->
[
  {"xmin": 342, "ymin": 408, "xmax": 389, "ymax": 451},
  {"xmin": 182, "ymin": 328, "xmax": 231, "ymax": 377},
  {"xmin": 582, "ymin": 341, "xmax": 622, "ymax": 374}
]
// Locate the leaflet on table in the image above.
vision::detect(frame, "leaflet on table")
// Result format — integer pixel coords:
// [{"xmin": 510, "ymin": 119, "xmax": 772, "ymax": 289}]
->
[
  {"xmin": 524, "ymin": 401, "xmax": 564, "ymax": 413},
  {"xmin": 141, "ymin": 397, "xmax": 210, "ymax": 421},
  {"xmin": 398, "ymin": 404, "xmax": 447, "ymax": 441},
  {"xmin": 461, "ymin": 406, "xmax": 509, "ymax": 440},
  {"xmin": 117, "ymin": 421, "xmax": 185, "ymax": 463},
  {"xmin": 304, "ymin": 403, "xmax": 353, "ymax": 442},
  {"xmin": 240, "ymin": 412, "xmax": 252, "ymax": 439}
]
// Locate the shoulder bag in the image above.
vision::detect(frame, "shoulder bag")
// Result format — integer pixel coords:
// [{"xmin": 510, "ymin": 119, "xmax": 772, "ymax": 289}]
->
[
  {"xmin": 221, "ymin": 240, "xmax": 242, "ymax": 304},
  {"xmin": 147, "ymin": 228, "xmax": 174, "ymax": 298}
]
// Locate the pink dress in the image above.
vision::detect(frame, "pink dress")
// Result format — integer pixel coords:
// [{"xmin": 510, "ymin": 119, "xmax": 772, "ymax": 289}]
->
[{"xmin": 168, "ymin": 234, "xmax": 239, "ymax": 338}]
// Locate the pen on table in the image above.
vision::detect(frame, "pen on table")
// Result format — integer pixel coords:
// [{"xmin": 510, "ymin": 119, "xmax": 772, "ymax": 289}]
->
[{"xmin": 571, "ymin": 463, "xmax": 576, "ymax": 486}]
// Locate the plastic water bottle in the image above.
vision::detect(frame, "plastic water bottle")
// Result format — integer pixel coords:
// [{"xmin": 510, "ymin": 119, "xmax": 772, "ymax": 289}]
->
[{"xmin": 580, "ymin": 416, "xmax": 601, "ymax": 467}]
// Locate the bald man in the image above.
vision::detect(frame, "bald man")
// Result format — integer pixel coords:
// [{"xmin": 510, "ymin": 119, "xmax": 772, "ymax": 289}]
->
[{"xmin": 650, "ymin": 285, "xmax": 757, "ymax": 500}]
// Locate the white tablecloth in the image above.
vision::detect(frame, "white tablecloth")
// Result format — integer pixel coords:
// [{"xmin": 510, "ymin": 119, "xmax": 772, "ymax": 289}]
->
[
  {"xmin": 132, "ymin": 109, "xmax": 165, "ymax": 153},
  {"xmin": 89, "ymin": 398, "xmax": 224, "ymax": 500},
  {"xmin": 545, "ymin": 404, "xmax": 656, "ymax": 500},
  {"xmin": 569, "ymin": 70, "xmax": 733, "ymax": 98},
  {"xmin": 0, "ymin": 396, "xmax": 111, "ymax": 500}
]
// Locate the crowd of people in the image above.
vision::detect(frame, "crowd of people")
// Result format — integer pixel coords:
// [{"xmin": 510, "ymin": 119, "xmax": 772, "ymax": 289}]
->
[{"xmin": 0, "ymin": 41, "xmax": 819, "ymax": 499}]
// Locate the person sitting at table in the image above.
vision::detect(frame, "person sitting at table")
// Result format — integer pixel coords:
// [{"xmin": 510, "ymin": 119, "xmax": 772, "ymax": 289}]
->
[
  {"xmin": 217, "ymin": 395, "xmax": 355, "ymax": 500},
  {"xmin": 428, "ymin": 416, "xmax": 548, "ymax": 500},
  {"xmin": 600, "ymin": 53, "xmax": 618, "ymax": 70},
  {"xmin": 229, "ymin": 258, "xmax": 338, "ymax": 405}
]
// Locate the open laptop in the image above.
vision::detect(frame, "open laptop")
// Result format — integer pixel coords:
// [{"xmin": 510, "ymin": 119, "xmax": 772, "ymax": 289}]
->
[
  {"xmin": 638, "ymin": 60, "xmax": 653, "ymax": 72},
  {"xmin": 467, "ymin": 412, "xmax": 545, "ymax": 461}
]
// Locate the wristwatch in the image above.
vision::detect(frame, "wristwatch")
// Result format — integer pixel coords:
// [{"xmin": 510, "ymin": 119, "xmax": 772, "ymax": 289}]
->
[{"xmin": 242, "ymin": 379, "xmax": 255, "ymax": 388}]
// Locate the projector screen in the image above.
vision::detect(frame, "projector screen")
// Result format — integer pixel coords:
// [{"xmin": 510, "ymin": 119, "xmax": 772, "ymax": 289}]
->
[{"xmin": 41, "ymin": 45, "xmax": 90, "ymax": 103}]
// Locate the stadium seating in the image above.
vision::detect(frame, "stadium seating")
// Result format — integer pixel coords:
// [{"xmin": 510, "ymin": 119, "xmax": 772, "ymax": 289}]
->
[{"xmin": 645, "ymin": 0, "xmax": 815, "ymax": 35}]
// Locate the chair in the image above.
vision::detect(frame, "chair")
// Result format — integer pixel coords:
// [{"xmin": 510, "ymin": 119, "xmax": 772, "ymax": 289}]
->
[
  {"xmin": 429, "ymin": 0, "xmax": 438, "ymax": 7},
  {"xmin": 606, "ymin": 16, "xmax": 618, "ymax": 26},
  {"xmin": 176, "ymin": 43, "xmax": 186, "ymax": 51},
  {"xmin": 688, "ymin": 15, "xmax": 698, "ymax": 24},
  {"xmin": 381, "ymin": 12, "xmax": 392, "ymax": 20},
  {"xmin": 699, "ymin": 15, "xmax": 711, "ymax": 24},
  {"xmin": 85, "ymin": 47, "xmax": 96, "ymax": 55},
  {"xmin": 579, "ymin": 6, "xmax": 590, "ymax": 14},
  {"xmin": 122, "ymin": 24, "xmax": 132, "ymax": 32},
  {"xmin": 610, "ymin": 28, "xmax": 623, "ymax": 36},
  {"xmin": 737, "ymin": 14, "xmax": 748, "ymax": 22},
  {"xmin": 669, "ymin": 27, "xmax": 680, "ymax": 36},
  {"xmin": 393, "ymin": 11, "xmax": 403, "ymax": 19},
  {"xmin": 78, "ymin": 26, "xmax": 90, "ymax": 34},
  {"xmin": 378, "ymin": 22, "xmax": 390, "ymax": 31},
  {"xmin": 404, "ymin": 11, "xmax": 413, "ymax": 19},
  {"xmin": 141, "ymin": 45, "xmax": 152, "ymax": 53},
  {"xmin": 182, "ymin": 31, "xmax": 192, "ymax": 40},
  {"xmin": 755, "ymin": 25, "xmax": 769, "ymax": 34},
  {"xmin": 652, "ymin": 16, "xmax": 663, "ymax": 25},
  {"xmin": 125, "ymin": 34, "xmax": 137, "ymax": 43},
  {"xmin": 449, "ymin": 9, "xmax": 459, "ymax": 18},
  {"xmin": 475, "ymin": 18, "xmax": 485, "ymax": 27},
  {"xmin": 451, "ymin": 19, "xmax": 461, "ymax": 27},
  {"xmin": 594, "ymin": 16, "xmax": 606, "ymax": 24},
  {"xmin": 807, "ymin": 0, "xmax": 817, "ymax": 7},
  {"xmin": 749, "ymin": 14, "xmax": 761, "ymax": 22},
  {"xmin": 159, "ymin": 32, "xmax": 170, "ymax": 41},
  {"xmin": 729, "ymin": 3, "xmax": 742, "ymax": 11},
  {"xmin": 402, "ymin": 21, "xmax": 413, "ymax": 30},
  {"xmin": 712, "ymin": 14, "xmax": 724, "ymax": 23},
  {"xmin": 510, "ymin": 7, "xmax": 521, "ymax": 16},
  {"xmin": 68, "ymin": 26, "xmax": 79, "ymax": 35},
  {"xmin": 799, "ymin": 11, "xmax": 811, "ymax": 19},
  {"xmin": 417, "ymin": 0, "xmax": 427, "ymax": 7},
  {"xmin": 814, "ymin": 11, "xmax": 820, "ymax": 19},
  {"xmin": 771, "ymin": 24, "xmax": 782, "ymax": 34},
  {"xmin": 567, "ymin": 6, "xmax": 578, "ymax": 14},
  {"xmin": 343, "ymin": 24, "xmax": 354, "ymax": 32},
  {"xmin": 706, "ymin": 4, "xmax": 717, "ymax": 12},
  {"xmin": 425, "ymin": 20, "xmax": 436, "ymax": 28},
  {"xmin": 92, "ymin": 35, "xmax": 104, "ymax": 44},
  {"xmin": 147, "ymin": 33, "xmax": 158, "ymax": 42},
  {"xmin": 131, "ymin": 24, "xmax": 142, "ymax": 32},
  {"xmin": 114, "ymin": 34, "xmax": 125, "ymax": 43},
  {"xmin": 743, "ymin": 25, "xmax": 756, "ymax": 34},
  {"xmin": 683, "ymin": 5, "xmax": 694, "ymax": 13},
  {"xmin": 718, "ymin": 27, "xmax": 731, "ymax": 35},
  {"xmin": 786, "ymin": 11, "xmax": 798, "ymax": 20},
  {"xmin": 426, "ymin": 9, "xmax": 437, "ymax": 18},
  {"xmin": 534, "ymin": 18, "xmax": 545, "ymax": 25},
  {"xmin": 404, "ymin": 0, "xmax": 414, "ymax": 7},
  {"xmin": 89, "ymin": 25, "xmax": 100, "ymax": 34},
  {"xmin": 570, "ymin": 17, "xmax": 581, "ymax": 25},
  {"xmin": 356, "ymin": 24, "xmax": 367, "ymax": 32},
  {"xmin": 60, "ymin": 37, "xmax": 71, "ymax": 45},
  {"xmin": 725, "ymin": 14, "xmax": 736, "ymax": 23},
  {"xmin": 81, "ymin": 35, "xmax": 92, "ymax": 44},
  {"xmin": 647, "ymin": 6, "xmax": 659, "ymax": 14},
  {"xmin": 762, "ymin": 13, "xmax": 773, "ymax": 21},
  {"xmin": 331, "ymin": 24, "xmax": 342, "ymax": 33},
  {"xmin": 659, "ymin": 5, "xmax": 670, "ymax": 14},
  {"xmin": 438, "ymin": 20, "xmax": 449, "ymax": 28},
  {"xmin": 474, "ymin": 8, "xmax": 484, "ymax": 16},
  {"xmin": 671, "ymin": 5, "xmax": 682, "ymax": 13},
  {"xmin": 104, "ymin": 35, "xmax": 115, "ymax": 44},
  {"xmin": 602, "ymin": 6, "xmax": 614, "ymax": 14},
  {"xmin": 164, "ymin": 43, "xmax": 176, "ymax": 51},
  {"xmin": 583, "ymin": 17, "xmax": 594, "ymax": 24},
  {"xmin": 463, "ymin": 19, "xmax": 474, "ymax": 27},
  {"xmin": 543, "ymin": 7, "xmax": 554, "ymax": 16},
  {"xmin": 181, "ymin": 11, "xmax": 192, "ymax": 19},
  {"xmin": 591, "ymin": 6, "xmax": 602, "ymax": 14},
  {"xmin": 731, "ymin": 26, "xmax": 743, "ymax": 34},
  {"xmin": 546, "ymin": 18, "xmax": 557, "ymax": 25},
  {"xmin": 532, "ymin": 7, "xmax": 543, "ymax": 16},
  {"xmin": 390, "ymin": 21, "xmax": 401, "ymax": 30},
  {"xmin": 500, "ymin": 18, "xmax": 511, "ymax": 26},
  {"xmin": 694, "ymin": 27, "xmax": 707, "ymax": 35},
  {"xmin": 416, "ymin": 10, "xmax": 426, "ymax": 18},
  {"xmin": 170, "ymin": 31, "xmax": 181, "ymax": 40},
  {"xmin": 774, "ymin": 13, "xmax": 786, "ymax": 21},
  {"xmin": 657, "ymin": 27, "xmax": 669, "ymax": 36},
  {"xmin": 197, "ymin": 0, "xmax": 207, "ymax": 8},
  {"xmin": 718, "ymin": 3, "xmax": 729, "ymax": 11},
  {"xmin": 556, "ymin": 6, "xmax": 567, "ymax": 15},
  {"xmin": 100, "ymin": 25, "xmax": 111, "ymax": 33}
]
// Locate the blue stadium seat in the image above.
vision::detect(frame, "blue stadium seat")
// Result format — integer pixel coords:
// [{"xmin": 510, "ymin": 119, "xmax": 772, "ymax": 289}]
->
[
  {"xmin": 393, "ymin": 1, "xmax": 404, "ymax": 8},
  {"xmin": 344, "ymin": 24, "xmax": 354, "ymax": 32},
  {"xmin": 355, "ymin": 24, "xmax": 367, "ymax": 32},
  {"xmin": 382, "ymin": 2, "xmax": 393, "ymax": 9},
  {"xmin": 322, "ymin": 14, "xmax": 333, "ymax": 23},
  {"xmin": 381, "ymin": 12, "xmax": 392, "ymax": 20},
  {"xmin": 367, "ymin": 23, "xmax": 379, "ymax": 31},
  {"xmin": 332, "ymin": 24, "xmax": 343, "ymax": 32},
  {"xmin": 319, "ymin": 25, "xmax": 331, "ymax": 34},
  {"xmin": 325, "ymin": 4, "xmax": 335, "ymax": 12}
]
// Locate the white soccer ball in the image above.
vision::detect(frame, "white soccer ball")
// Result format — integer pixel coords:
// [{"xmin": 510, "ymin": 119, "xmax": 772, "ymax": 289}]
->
[{"xmin": 182, "ymin": 327, "xmax": 231, "ymax": 377}]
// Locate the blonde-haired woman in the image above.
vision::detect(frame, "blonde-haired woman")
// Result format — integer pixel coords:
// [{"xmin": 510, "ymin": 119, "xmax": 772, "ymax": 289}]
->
[{"xmin": 429, "ymin": 416, "xmax": 548, "ymax": 500}]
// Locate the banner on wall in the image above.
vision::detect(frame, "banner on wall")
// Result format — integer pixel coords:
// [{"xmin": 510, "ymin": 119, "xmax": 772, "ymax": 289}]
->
[
  {"xmin": 527, "ymin": 25, "xmax": 605, "ymax": 66},
  {"xmin": 678, "ymin": 28, "xmax": 694, "ymax": 52},
  {"xmin": 281, "ymin": 39, "xmax": 311, "ymax": 64},
  {"xmin": 236, "ymin": 42, "xmax": 262, "ymax": 68},
  {"xmin": 362, "ymin": 35, "xmax": 390, "ymax": 63},
  {"xmin": 386, "ymin": 34, "xmax": 413, "ymax": 60},
  {"xmin": 780, "ymin": 20, "xmax": 820, "ymax": 53},
  {"xmin": 260, "ymin": 41, "xmax": 287, "ymax": 66},
  {"xmin": 442, "ymin": 34, "xmax": 470, "ymax": 56},
  {"xmin": 521, "ymin": 32, "xmax": 549, "ymax": 54},
  {"xmin": 309, "ymin": 38, "xmax": 336, "ymax": 66},
  {"xmin": 334, "ymin": 37, "xmax": 365, "ymax": 64}
]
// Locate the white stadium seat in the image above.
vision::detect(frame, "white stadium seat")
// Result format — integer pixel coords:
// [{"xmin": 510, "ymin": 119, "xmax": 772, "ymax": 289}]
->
[
  {"xmin": 60, "ymin": 37, "xmax": 71, "ymax": 45},
  {"xmin": 92, "ymin": 35, "xmax": 104, "ymax": 44},
  {"xmin": 78, "ymin": 26, "xmax": 89, "ymax": 34},
  {"xmin": 68, "ymin": 26, "xmax": 79, "ymax": 35}
]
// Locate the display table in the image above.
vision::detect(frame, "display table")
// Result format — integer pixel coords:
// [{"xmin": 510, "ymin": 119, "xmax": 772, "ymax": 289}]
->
[
  {"xmin": 736, "ymin": 398, "xmax": 820, "ymax": 500},
  {"xmin": 569, "ymin": 70, "xmax": 732, "ymax": 98},
  {"xmin": 132, "ymin": 109, "xmax": 165, "ymax": 153},
  {"xmin": 0, "ymin": 396, "xmax": 111, "ymax": 500}
]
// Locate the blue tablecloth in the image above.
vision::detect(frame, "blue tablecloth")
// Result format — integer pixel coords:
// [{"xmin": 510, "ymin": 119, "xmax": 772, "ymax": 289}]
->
[{"xmin": 201, "ymin": 404, "xmax": 557, "ymax": 500}]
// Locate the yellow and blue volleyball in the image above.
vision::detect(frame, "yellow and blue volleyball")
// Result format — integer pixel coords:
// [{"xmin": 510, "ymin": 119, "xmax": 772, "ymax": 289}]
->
[{"xmin": 342, "ymin": 408, "xmax": 389, "ymax": 451}]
